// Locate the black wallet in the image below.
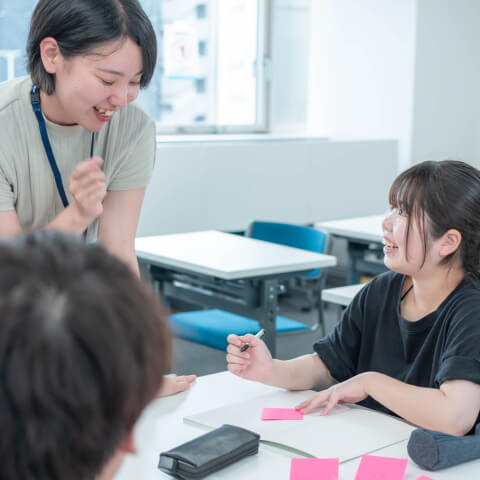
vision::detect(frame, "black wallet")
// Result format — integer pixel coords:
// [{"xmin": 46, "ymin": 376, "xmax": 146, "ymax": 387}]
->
[{"xmin": 158, "ymin": 424, "xmax": 260, "ymax": 479}]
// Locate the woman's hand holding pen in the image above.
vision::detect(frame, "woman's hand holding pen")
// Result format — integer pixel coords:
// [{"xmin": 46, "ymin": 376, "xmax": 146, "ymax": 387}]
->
[
  {"xmin": 295, "ymin": 373, "xmax": 370, "ymax": 415},
  {"xmin": 226, "ymin": 333, "xmax": 274, "ymax": 383},
  {"xmin": 69, "ymin": 157, "xmax": 107, "ymax": 228}
]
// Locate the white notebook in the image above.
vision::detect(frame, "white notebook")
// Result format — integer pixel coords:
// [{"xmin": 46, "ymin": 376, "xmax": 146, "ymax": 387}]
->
[{"xmin": 184, "ymin": 389, "xmax": 415, "ymax": 463}]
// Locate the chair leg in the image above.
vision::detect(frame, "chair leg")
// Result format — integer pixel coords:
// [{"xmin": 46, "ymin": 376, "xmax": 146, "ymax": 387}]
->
[
  {"xmin": 301, "ymin": 288, "xmax": 314, "ymax": 312},
  {"xmin": 307, "ymin": 288, "xmax": 325, "ymax": 337}
]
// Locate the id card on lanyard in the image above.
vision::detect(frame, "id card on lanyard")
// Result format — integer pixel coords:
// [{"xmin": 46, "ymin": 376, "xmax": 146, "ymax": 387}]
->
[{"xmin": 30, "ymin": 85, "xmax": 94, "ymax": 235}]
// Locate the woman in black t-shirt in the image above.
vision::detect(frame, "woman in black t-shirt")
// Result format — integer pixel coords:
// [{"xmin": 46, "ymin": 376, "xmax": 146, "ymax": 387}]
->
[{"xmin": 226, "ymin": 160, "xmax": 480, "ymax": 436}]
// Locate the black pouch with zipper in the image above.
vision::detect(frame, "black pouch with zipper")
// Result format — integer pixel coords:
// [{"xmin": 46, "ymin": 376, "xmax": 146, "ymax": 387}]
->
[{"xmin": 158, "ymin": 424, "xmax": 260, "ymax": 479}]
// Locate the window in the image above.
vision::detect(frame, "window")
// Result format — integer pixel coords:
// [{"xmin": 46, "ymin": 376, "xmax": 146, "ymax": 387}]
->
[
  {"xmin": 0, "ymin": 2, "xmax": 34, "ymax": 81},
  {"xmin": 0, "ymin": 0, "xmax": 270, "ymax": 134},
  {"xmin": 140, "ymin": 0, "xmax": 270, "ymax": 133}
]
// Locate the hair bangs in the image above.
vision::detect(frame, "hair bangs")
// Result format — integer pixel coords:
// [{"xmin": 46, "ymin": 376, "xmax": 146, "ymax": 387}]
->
[{"xmin": 389, "ymin": 170, "xmax": 424, "ymax": 219}]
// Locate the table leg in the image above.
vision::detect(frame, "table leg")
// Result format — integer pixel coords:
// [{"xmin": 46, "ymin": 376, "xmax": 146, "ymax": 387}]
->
[
  {"xmin": 347, "ymin": 241, "xmax": 364, "ymax": 284},
  {"xmin": 258, "ymin": 279, "xmax": 278, "ymax": 357},
  {"xmin": 347, "ymin": 240, "xmax": 388, "ymax": 284}
]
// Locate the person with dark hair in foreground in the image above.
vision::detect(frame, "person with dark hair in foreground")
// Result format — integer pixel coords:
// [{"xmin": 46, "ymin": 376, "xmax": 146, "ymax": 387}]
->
[{"xmin": 0, "ymin": 231, "xmax": 171, "ymax": 480}]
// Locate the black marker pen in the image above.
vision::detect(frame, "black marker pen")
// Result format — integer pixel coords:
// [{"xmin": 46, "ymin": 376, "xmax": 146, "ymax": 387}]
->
[{"xmin": 240, "ymin": 328, "xmax": 265, "ymax": 352}]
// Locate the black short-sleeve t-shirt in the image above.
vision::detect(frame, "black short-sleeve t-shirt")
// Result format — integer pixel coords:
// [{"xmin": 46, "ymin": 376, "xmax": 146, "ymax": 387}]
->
[{"xmin": 314, "ymin": 271, "xmax": 480, "ymax": 418}]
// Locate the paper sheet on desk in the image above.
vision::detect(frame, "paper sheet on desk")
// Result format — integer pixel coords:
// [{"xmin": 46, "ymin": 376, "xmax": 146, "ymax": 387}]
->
[{"xmin": 184, "ymin": 389, "xmax": 415, "ymax": 463}]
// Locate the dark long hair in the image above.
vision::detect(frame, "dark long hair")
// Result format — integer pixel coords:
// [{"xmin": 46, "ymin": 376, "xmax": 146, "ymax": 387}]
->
[
  {"xmin": 27, "ymin": 0, "xmax": 157, "ymax": 94},
  {"xmin": 389, "ymin": 160, "xmax": 480, "ymax": 278}
]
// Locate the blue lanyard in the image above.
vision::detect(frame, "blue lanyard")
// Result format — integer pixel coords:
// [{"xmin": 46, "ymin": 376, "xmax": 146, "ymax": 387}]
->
[{"xmin": 30, "ymin": 85, "xmax": 94, "ymax": 208}]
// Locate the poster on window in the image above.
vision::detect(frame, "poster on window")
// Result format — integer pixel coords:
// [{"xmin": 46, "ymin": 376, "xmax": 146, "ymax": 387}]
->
[{"xmin": 163, "ymin": 21, "xmax": 200, "ymax": 80}]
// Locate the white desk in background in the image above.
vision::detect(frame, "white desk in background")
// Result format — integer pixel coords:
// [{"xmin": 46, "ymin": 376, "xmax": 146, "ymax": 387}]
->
[
  {"xmin": 115, "ymin": 372, "xmax": 480, "ymax": 480},
  {"xmin": 321, "ymin": 283, "xmax": 365, "ymax": 322},
  {"xmin": 316, "ymin": 214, "xmax": 384, "ymax": 243},
  {"xmin": 315, "ymin": 214, "xmax": 386, "ymax": 284},
  {"xmin": 135, "ymin": 231, "xmax": 336, "ymax": 355},
  {"xmin": 321, "ymin": 283, "xmax": 365, "ymax": 307}
]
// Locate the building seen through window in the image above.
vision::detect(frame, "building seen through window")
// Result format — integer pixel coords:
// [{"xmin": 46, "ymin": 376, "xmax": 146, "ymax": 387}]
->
[{"xmin": 0, "ymin": 0, "xmax": 268, "ymax": 133}]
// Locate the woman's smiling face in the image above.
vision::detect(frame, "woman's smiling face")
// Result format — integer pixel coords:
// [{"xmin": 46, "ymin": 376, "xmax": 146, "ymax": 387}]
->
[
  {"xmin": 41, "ymin": 37, "xmax": 143, "ymax": 131},
  {"xmin": 382, "ymin": 207, "xmax": 429, "ymax": 276}
]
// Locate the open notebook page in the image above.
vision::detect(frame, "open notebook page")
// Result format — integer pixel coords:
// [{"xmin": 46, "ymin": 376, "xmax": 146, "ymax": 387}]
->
[{"xmin": 184, "ymin": 389, "xmax": 415, "ymax": 463}]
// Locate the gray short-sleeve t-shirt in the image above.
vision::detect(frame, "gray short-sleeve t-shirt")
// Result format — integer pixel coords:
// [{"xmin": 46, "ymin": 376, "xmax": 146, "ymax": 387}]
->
[{"xmin": 0, "ymin": 77, "xmax": 156, "ymax": 240}]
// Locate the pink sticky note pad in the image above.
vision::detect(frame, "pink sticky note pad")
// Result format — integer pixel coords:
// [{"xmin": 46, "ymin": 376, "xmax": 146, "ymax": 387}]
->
[
  {"xmin": 416, "ymin": 477, "xmax": 435, "ymax": 480},
  {"xmin": 355, "ymin": 455, "xmax": 408, "ymax": 480},
  {"xmin": 290, "ymin": 458, "xmax": 339, "ymax": 480},
  {"xmin": 261, "ymin": 408, "xmax": 303, "ymax": 421}
]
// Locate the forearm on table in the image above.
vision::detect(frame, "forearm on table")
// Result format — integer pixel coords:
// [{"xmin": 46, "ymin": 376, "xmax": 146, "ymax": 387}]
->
[
  {"xmin": 269, "ymin": 354, "xmax": 335, "ymax": 391},
  {"xmin": 362, "ymin": 372, "xmax": 478, "ymax": 435}
]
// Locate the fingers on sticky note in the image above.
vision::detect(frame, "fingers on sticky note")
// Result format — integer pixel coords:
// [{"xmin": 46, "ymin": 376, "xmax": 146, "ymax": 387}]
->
[{"xmin": 261, "ymin": 408, "xmax": 303, "ymax": 421}]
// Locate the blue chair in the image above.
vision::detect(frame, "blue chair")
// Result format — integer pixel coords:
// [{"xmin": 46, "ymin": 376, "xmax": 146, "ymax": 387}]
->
[
  {"xmin": 170, "ymin": 309, "xmax": 308, "ymax": 351},
  {"xmin": 248, "ymin": 221, "xmax": 329, "ymax": 325},
  {"xmin": 247, "ymin": 221, "xmax": 327, "ymax": 278},
  {"xmin": 169, "ymin": 221, "xmax": 329, "ymax": 350}
]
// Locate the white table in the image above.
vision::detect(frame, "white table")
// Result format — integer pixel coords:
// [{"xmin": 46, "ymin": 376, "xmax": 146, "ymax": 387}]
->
[
  {"xmin": 316, "ymin": 215, "xmax": 384, "ymax": 244},
  {"xmin": 321, "ymin": 283, "xmax": 365, "ymax": 323},
  {"xmin": 321, "ymin": 283, "xmax": 365, "ymax": 307},
  {"xmin": 115, "ymin": 372, "xmax": 480, "ymax": 479},
  {"xmin": 116, "ymin": 373, "xmax": 294, "ymax": 480},
  {"xmin": 316, "ymin": 215, "xmax": 386, "ymax": 283},
  {"xmin": 135, "ymin": 231, "xmax": 336, "ymax": 354}
]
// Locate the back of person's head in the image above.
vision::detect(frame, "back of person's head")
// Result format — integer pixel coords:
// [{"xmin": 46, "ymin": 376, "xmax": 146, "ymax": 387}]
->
[
  {"xmin": 27, "ymin": 0, "xmax": 157, "ymax": 94},
  {"xmin": 0, "ymin": 231, "xmax": 171, "ymax": 480},
  {"xmin": 389, "ymin": 159, "xmax": 480, "ymax": 278}
]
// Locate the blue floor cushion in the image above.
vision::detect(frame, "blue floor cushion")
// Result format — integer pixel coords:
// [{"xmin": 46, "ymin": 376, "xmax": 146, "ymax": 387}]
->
[{"xmin": 169, "ymin": 309, "xmax": 308, "ymax": 350}]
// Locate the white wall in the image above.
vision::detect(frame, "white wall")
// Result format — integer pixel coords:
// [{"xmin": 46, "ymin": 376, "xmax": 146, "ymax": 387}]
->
[
  {"xmin": 307, "ymin": 0, "xmax": 417, "ymax": 171},
  {"xmin": 410, "ymin": 0, "xmax": 480, "ymax": 169},
  {"xmin": 137, "ymin": 2, "xmax": 404, "ymax": 237},
  {"xmin": 306, "ymin": 0, "xmax": 480, "ymax": 171},
  {"xmin": 270, "ymin": 0, "xmax": 311, "ymax": 132},
  {"xmin": 137, "ymin": 0, "xmax": 480, "ymax": 237},
  {"xmin": 137, "ymin": 139, "xmax": 397, "ymax": 236}
]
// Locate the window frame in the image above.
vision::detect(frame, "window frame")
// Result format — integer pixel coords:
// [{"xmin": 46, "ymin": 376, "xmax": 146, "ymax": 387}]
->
[
  {"xmin": 153, "ymin": 0, "xmax": 271, "ymax": 135},
  {"xmin": 0, "ymin": 0, "xmax": 271, "ymax": 135}
]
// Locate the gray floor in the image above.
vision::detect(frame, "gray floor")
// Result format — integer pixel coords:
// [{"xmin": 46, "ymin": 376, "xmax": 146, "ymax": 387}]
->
[{"xmin": 170, "ymin": 294, "xmax": 342, "ymax": 376}]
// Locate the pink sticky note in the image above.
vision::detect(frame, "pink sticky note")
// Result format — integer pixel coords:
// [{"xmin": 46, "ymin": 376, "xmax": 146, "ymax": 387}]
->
[
  {"xmin": 355, "ymin": 455, "xmax": 408, "ymax": 480},
  {"xmin": 261, "ymin": 408, "xmax": 303, "ymax": 420},
  {"xmin": 416, "ymin": 477, "xmax": 435, "ymax": 480},
  {"xmin": 290, "ymin": 458, "xmax": 339, "ymax": 480}
]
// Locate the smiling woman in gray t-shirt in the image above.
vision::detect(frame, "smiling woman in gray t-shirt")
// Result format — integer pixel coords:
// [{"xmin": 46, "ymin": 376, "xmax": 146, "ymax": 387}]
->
[
  {"xmin": 0, "ymin": 0, "xmax": 156, "ymax": 276},
  {"xmin": 0, "ymin": 0, "xmax": 197, "ymax": 407}
]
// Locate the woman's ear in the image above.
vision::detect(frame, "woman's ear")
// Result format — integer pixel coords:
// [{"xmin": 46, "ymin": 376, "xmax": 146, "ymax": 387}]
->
[
  {"xmin": 439, "ymin": 229, "xmax": 462, "ymax": 257},
  {"xmin": 39, "ymin": 37, "xmax": 61, "ymax": 74}
]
